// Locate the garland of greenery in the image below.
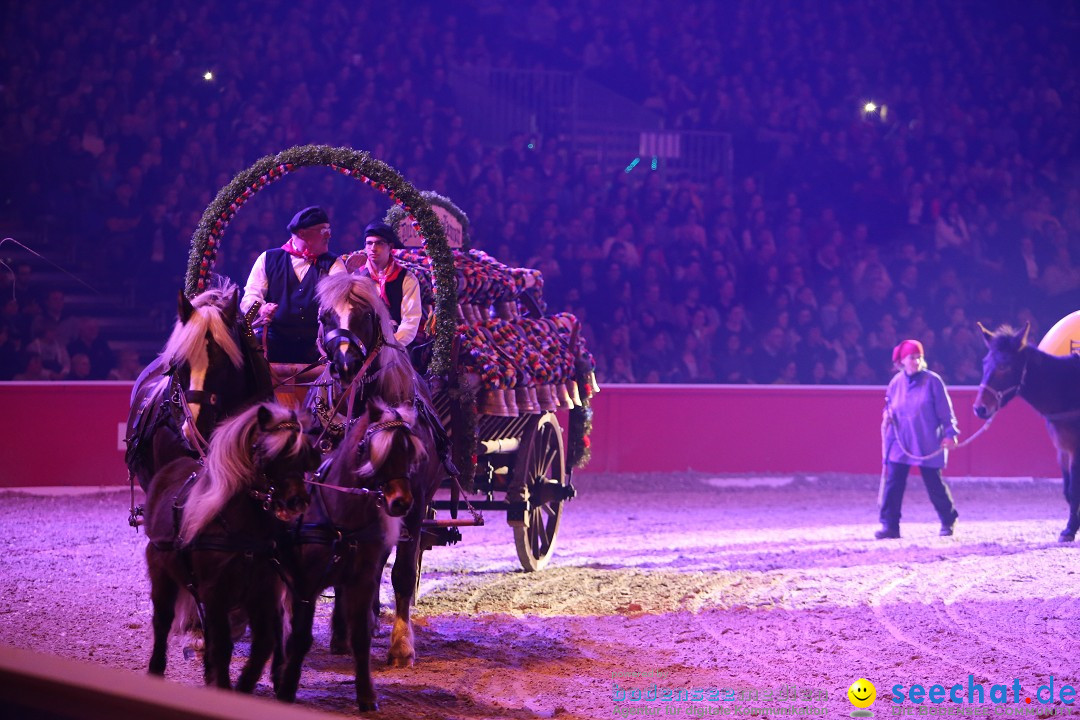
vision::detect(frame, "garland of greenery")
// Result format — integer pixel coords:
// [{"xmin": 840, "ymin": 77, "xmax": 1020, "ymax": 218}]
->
[
  {"xmin": 569, "ymin": 399, "xmax": 593, "ymax": 469},
  {"xmin": 447, "ymin": 379, "xmax": 479, "ymax": 490},
  {"xmin": 184, "ymin": 144, "xmax": 458, "ymax": 377}
]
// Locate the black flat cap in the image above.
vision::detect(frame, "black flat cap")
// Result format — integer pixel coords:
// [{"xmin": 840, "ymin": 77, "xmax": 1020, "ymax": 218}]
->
[
  {"xmin": 364, "ymin": 221, "xmax": 401, "ymax": 248},
  {"xmin": 287, "ymin": 206, "xmax": 330, "ymax": 233}
]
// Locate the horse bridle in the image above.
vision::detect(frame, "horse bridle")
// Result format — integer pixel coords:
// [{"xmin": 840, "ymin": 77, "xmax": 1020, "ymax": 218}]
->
[
  {"xmin": 305, "ymin": 417, "xmax": 414, "ymax": 508},
  {"xmin": 323, "ymin": 325, "xmax": 369, "ymax": 358},
  {"xmin": 311, "ymin": 332, "xmax": 386, "ymax": 451},
  {"xmin": 977, "ymin": 354, "xmax": 1029, "ymax": 417},
  {"xmin": 247, "ymin": 418, "xmax": 311, "ymax": 514}
]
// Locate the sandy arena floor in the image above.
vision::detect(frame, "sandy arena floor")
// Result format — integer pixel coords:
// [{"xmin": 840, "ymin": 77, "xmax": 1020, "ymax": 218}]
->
[{"xmin": 1, "ymin": 471, "xmax": 1077, "ymax": 719}]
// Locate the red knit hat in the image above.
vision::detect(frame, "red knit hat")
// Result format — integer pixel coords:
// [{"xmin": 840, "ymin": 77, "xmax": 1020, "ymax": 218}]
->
[{"xmin": 892, "ymin": 339, "xmax": 924, "ymax": 363}]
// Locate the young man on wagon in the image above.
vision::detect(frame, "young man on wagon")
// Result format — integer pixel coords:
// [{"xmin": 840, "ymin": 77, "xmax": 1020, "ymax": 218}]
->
[{"xmin": 345, "ymin": 220, "xmax": 423, "ymax": 348}]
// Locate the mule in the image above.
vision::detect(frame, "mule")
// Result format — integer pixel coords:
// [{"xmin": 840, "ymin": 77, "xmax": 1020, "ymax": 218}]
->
[
  {"xmin": 275, "ymin": 400, "xmax": 427, "ymax": 712},
  {"xmin": 974, "ymin": 322, "xmax": 1080, "ymax": 541},
  {"xmin": 306, "ymin": 273, "xmax": 449, "ymax": 669},
  {"xmin": 126, "ymin": 278, "xmax": 273, "ymax": 493},
  {"xmin": 143, "ymin": 402, "xmax": 318, "ymax": 690}
]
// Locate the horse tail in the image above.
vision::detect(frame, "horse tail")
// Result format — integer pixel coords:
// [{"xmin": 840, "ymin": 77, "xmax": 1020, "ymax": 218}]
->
[
  {"xmin": 278, "ymin": 584, "xmax": 292, "ymax": 645},
  {"xmin": 171, "ymin": 593, "xmax": 199, "ymax": 638}
]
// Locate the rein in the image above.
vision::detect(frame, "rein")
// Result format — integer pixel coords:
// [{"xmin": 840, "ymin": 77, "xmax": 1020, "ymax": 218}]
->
[
  {"xmin": 311, "ymin": 338, "xmax": 385, "ymax": 451},
  {"xmin": 271, "ymin": 358, "xmax": 327, "ymax": 389}
]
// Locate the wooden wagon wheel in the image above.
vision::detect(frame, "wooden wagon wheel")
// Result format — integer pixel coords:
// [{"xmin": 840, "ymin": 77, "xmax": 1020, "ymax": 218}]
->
[{"xmin": 512, "ymin": 412, "xmax": 568, "ymax": 572}]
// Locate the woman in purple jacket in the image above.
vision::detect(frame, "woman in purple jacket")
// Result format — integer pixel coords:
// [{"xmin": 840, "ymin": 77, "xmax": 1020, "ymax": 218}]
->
[{"xmin": 876, "ymin": 339, "xmax": 960, "ymax": 539}]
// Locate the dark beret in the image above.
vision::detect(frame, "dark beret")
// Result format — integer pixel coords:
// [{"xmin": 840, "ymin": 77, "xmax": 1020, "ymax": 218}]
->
[
  {"xmin": 364, "ymin": 221, "xmax": 401, "ymax": 248},
  {"xmin": 287, "ymin": 206, "xmax": 330, "ymax": 233}
]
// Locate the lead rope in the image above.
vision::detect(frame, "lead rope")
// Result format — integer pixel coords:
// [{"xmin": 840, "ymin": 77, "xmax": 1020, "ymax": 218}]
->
[{"xmin": 885, "ymin": 404, "xmax": 997, "ymax": 462}]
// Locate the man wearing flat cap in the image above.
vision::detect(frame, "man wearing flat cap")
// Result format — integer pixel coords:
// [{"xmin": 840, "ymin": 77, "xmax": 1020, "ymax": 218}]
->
[
  {"xmin": 241, "ymin": 206, "xmax": 346, "ymax": 363},
  {"xmin": 345, "ymin": 220, "xmax": 422, "ymax": 347}
]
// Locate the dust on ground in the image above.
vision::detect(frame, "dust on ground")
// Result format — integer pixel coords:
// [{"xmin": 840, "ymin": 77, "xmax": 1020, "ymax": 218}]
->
[{"xmin": 1, "ymin": 471, "xmax": 1076, "ymax": 718}]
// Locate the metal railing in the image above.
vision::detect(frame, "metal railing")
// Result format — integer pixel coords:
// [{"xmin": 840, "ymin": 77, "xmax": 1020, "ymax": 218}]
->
[{"xmin": 449, "ymin": 67, "xmax": 732, "ymax": 183}]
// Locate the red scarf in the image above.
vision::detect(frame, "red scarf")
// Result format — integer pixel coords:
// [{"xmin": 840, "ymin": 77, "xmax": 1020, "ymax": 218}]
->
[
  {"xmin": 365, "ymin": 258, "xmax": 402, "ymax": 305},
  {"xmin": 281, "ymin": 239, "xmax": 320, "ymax": 263}
]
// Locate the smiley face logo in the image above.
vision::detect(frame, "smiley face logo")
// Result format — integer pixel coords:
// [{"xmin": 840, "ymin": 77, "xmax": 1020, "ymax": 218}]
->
[{"xmin": 848, "ymin": 678, "xmax": 876, "ymax": 709}]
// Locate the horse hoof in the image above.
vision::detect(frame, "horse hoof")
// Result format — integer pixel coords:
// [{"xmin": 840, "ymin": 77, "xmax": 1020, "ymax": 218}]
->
[
  {"xmin": 387, "ymin": 653, "xmax": 415, "ymax": 668},
  {"xmin": 1059, "ymin": 532, "xmax": 1076, "ymax": 543},
  {"xmin": 358, "ymin": 700, "xmax": 379, "ymax": 713}
]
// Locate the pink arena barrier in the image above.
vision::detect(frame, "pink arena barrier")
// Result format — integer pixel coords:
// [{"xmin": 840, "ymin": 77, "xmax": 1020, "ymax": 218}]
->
[{"xmin": 0, "ymin": 382, "xmax": 1059, "ymax": 489}]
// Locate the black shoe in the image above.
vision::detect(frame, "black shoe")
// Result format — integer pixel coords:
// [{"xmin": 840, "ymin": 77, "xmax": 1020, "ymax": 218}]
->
[
  {"xmin": 874, "ymin": 527, "xmax": 900, "ymax": 540},
  {"xmin": 939, "ymin": 511, "xmax": 958, "ymax": 536}
]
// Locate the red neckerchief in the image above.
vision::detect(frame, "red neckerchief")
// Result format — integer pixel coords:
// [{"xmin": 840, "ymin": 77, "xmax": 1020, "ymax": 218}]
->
[
  {"xmin": 365, "ymin": 257, "xmax": 402, "ymax": 305},
  {"xmin": 281, "ymin": 238, "xmax": 319, "ymax": 263}
]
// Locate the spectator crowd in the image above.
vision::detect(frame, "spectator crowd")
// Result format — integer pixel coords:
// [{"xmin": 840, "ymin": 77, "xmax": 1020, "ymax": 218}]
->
[{"xmin": 1, "ymin": 0, "xmax": 1078, "ymax": 386}]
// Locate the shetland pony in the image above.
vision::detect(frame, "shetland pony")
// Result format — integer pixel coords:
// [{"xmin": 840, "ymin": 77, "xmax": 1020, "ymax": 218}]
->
[
  {"xmin": 974, "ymin": 322, "xmax": 1080, "ymax": 541},
  {"xmin": 275, "ymin": 400, "xmax": 427, "ymax": 712},
  {"xmin": 126, "ymin": 279, "xmax": 273, "ymax": 492},
  {"xmin": 306, "ymin": 274, "xmax": 448, "ymax": 666},
  {"xmin": 143, "ymin": 402, "xmax": 318, "ymax": 690}
]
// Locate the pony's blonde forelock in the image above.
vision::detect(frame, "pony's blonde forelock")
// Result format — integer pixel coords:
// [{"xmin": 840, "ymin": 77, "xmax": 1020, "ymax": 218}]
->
[
  {"xmin": 317, "ymin": 274, "xmax": 415, "ymax": 404},
  {"xmin": 369, "ymin": 402, "xmax": 425, "ymax": 469},
  {"xmin": 160, "ymin": 280, "xmax": 243, "ymax": 370}
]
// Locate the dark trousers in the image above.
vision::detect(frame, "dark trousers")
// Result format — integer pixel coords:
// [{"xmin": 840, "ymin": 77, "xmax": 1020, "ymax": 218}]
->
[{"xmin": 879, "ymin": 462, "xmax": 958, "ymax": 529}]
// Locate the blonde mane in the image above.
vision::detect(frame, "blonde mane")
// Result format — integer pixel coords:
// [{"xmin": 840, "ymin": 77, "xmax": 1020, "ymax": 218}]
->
[
  {"xmin": 316, "ymin": 273, "xmax": 416, "ymax": 404},
  {"xmin": 178, "ymin": 402, "xmax": 307, "ymax": 542},
  {"xmin": 160, "ymin": 278, "xmax": 244, "ymax": 370}
]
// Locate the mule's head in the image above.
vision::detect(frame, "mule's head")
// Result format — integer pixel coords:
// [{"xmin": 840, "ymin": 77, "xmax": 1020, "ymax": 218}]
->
[
  {"xmin": 973, "ymin": 321, "xmax": 1030, "ymax": 419},
  {"xmin": 317, "ymin": 274, "xmax": 392, "ymax": 387},
  {"xmin": 250, "ymin": 403, "xmax": 318, "ymax": 522},
  {"xmin": 351, "ymin": 401, "xmax": 427, "ymax": 517}
]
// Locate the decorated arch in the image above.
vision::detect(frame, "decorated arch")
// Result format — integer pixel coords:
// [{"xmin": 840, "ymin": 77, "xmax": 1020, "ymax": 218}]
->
[{"xmin": 184, "ymin": 144, "xmax": 459, "ymax": 376}]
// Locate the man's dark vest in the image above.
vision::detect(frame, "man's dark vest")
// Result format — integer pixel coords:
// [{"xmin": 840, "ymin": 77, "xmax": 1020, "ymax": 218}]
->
[
  {"xmin": 359, "ymin": 268, "xmax": 405, "ymax": 325},
  {"xmin": 264, "ymin": 248, "xmax": 336, "ymax": 363}
]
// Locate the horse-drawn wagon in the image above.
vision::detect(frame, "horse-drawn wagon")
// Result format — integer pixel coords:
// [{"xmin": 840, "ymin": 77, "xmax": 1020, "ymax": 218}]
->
[
  {"xmin": 181, "ymin": 144, "xmax": 598, "ymax": 572},
  {"xmin": 124, "ymin": 144, "xmax": 597, "ymax": 709}
]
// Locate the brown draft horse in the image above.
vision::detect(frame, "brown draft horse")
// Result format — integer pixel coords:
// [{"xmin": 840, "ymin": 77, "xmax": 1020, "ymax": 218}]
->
[
  {"xmin": 126, "ymin": 278, "xmax": 273, "ymax": 493},
  {"xmin": 143, "ymin": 402, "xmax": 318, "ymax": 690},
  {"xmin": 306, "ymin": 273, "xmax": 448, "ymax": 670},
  {"xmin": 974, "ymin": 322, "xmax": 1080, "ymax": 541},
  {"xmin": 274, "ymin": 400, "xmax": 428, "ymax": 712}
]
